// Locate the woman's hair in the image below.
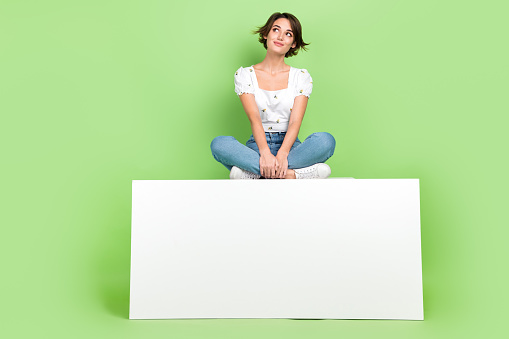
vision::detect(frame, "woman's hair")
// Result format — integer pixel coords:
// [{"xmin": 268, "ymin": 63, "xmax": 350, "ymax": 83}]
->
[{"xmin": 251, "ymin": 12, "xmax": 310, "ymax": 58}]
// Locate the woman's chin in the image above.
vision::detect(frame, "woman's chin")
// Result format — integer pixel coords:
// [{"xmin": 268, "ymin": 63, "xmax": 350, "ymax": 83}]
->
[{"xmin": 268, "ymin": 48, "xmax": 288, "ymax": 56}]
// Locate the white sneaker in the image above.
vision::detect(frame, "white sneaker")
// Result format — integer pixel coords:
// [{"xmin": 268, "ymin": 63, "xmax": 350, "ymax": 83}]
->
[
  {"xmin": 294, "ymin": 163, "xmax": 331, "ymax": 179},
  {"xmin": 230, "ymin": 166, "xmax": 261, "ymax": 179}
]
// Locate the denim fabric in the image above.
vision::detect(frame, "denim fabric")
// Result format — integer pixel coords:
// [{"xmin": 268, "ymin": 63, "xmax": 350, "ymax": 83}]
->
[{"xmin": 210, "ymin": 132, "xmax": 336, "ymax": 176}]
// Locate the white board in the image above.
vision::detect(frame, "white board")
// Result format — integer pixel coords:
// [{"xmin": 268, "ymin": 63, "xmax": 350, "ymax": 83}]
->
[{"xmin": 130, "ymin": 179, "xmax": 423, "ymax": 320}]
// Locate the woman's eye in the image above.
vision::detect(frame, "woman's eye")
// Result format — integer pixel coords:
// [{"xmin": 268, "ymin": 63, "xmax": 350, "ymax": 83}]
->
[{"xmin": 273, "ymin": 28, "xmax": 292, "ymax": 37}]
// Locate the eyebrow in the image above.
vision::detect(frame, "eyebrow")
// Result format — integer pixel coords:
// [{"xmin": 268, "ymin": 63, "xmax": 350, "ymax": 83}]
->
[{"xmin": 273, "ymin": 24, "xmax": 293, "ymax": 32}]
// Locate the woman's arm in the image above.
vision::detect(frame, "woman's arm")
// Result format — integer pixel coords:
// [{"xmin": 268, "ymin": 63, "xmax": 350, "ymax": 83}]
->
[
  {"xmin": 239, "ymin": 93, "xmax": 277, "ymax": 178},
  {"xmin": 275, "ymin": 95, "xmax": 309, "ymax": 178}
]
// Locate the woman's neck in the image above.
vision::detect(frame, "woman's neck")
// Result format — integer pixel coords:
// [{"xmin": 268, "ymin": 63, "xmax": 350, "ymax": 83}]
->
[{"xmin": 256, "ymin": 52, "xmax": 289, "ymax": 75}]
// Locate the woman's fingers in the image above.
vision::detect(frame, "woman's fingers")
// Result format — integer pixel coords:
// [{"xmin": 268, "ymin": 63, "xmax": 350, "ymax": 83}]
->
[
  {"xmin": 260, "ymin": 156, "xmax": 279, "ymax": 178},
  {"xmin": 263, "ymin": 166, "xmax": 272, "ymax": 178}
]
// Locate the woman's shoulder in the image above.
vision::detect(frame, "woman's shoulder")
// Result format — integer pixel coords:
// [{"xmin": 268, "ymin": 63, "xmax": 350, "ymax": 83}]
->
[
  {"xmin": 294, "ymin": 67, "xmax": 311, "ymax": 74},
  {"xmin": 235, "ymin": 65, "xmax": 255, "ymax": 74},
  {"xmin": 289, "ymin": 67, "xmax": 312, "ymax": 84},
  {"xmin": 295, "ymin": 67, "xmax": 312, "ymax": 83}
]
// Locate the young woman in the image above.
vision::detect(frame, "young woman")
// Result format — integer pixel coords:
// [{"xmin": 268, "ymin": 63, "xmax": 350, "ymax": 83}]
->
[{"xmin": 211, "ymin": 12, "xmax": 336, "ymax": 179}]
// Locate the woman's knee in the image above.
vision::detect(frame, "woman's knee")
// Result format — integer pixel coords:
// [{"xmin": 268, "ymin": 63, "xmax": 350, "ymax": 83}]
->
[
  {"xmin": 313, "ymin": 132, "xmax": 336, "ymax": 152},
  {"xmin": 210, "ymin": 135, "xmax": 235, "ymax": 154}
]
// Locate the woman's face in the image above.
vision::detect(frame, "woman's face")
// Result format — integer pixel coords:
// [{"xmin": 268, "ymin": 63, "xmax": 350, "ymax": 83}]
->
[{"xmin": 263, "ymin": 18, "xmax": 296, "ymax": 54}]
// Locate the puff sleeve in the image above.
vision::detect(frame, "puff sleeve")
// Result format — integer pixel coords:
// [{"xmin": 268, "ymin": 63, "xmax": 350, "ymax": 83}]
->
[
  {"xmin": 296, "ymin": 69, "xmax": 313, "ymax": 98},
  {"xmin": 234, "ymin": 67, "xmax": 255, "ymax": 96}
]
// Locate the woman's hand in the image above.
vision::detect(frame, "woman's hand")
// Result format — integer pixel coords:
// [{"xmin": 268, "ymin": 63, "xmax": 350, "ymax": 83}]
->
[
  {"xmin": 275, "ymin": 151, "xmax": 289, "ymax": 179},
  {"xmin": 259, "ymin": 150, "xmax": 277, "ymax": 178}
]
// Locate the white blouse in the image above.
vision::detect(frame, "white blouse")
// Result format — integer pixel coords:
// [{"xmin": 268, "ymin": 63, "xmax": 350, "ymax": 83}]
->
[{"xmin": 234, "ymin": 65, "xmax": 313, "ymax": 132}]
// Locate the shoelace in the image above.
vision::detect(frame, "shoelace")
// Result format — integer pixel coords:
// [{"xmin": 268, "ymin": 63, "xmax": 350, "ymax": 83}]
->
[{"xmin": 295, "ymin": 165, "xmax": 319, "ymax": 179}]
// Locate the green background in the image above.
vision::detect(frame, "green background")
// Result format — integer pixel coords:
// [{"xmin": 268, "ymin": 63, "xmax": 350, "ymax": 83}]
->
[{"xmin": 1, "ymin": 0, "xmax": 507, "ymax": 338}]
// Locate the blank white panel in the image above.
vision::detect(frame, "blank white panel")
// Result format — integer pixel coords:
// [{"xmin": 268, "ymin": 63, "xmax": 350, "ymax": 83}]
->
[{"xmin": 130, "ymin": 179, "xmax": 423, "ymax": 320}]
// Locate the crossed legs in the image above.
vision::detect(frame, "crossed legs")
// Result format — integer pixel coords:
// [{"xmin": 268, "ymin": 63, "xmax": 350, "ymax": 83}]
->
[{"xmin": 211, "ymin": 132, "xmax": 336, "ymax": 177}]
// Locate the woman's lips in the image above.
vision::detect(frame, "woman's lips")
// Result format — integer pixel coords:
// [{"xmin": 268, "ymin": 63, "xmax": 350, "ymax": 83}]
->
[{"xmin": 274, "ymin": 41, "xmax": 284, "ymax": 47}]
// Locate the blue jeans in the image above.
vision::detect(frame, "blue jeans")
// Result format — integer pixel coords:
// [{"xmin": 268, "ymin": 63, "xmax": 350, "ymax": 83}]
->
[{"xmin": 210, "ymin": 132, "xmax": 336, "ymax": 176}]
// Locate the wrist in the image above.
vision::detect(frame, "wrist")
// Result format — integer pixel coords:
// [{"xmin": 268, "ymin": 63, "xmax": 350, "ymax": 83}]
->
[
  {"xmin": 277, "ymin": 149, "xmax": 289, "ymax": 157},
  {"xmin": 260, "ymin": 148, "xmax": 272, "ymax": 156}
]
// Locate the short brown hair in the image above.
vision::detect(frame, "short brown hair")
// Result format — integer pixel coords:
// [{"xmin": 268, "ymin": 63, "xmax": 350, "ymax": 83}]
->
[{"xmin": 251, "ymin": 12, "xmax": 310, "ymax": 58}]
